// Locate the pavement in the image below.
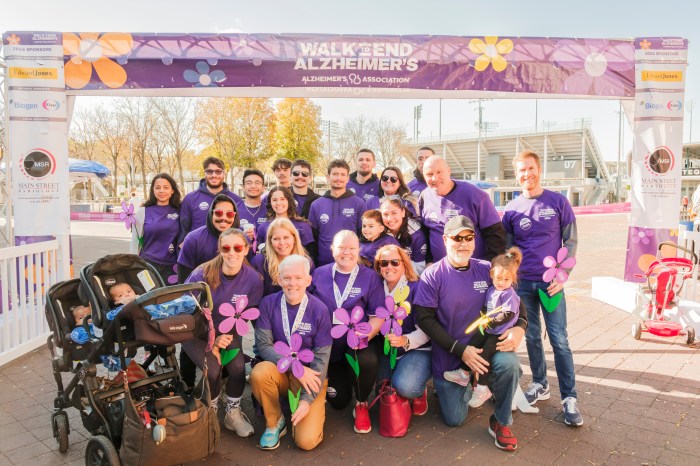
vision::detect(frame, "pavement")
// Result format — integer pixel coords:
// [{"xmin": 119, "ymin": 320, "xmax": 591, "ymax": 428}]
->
[{"xmin": 0, "ymin": 214, "xmax": 698, "ymax": 465}]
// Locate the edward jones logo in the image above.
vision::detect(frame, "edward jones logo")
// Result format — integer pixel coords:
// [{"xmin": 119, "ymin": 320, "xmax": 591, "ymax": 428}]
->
[
  {"xmin": 9, "ymin": 67, "xmax": 58, "ymax": 79},
  {"xmin": 19, "ymin": 149, "xmax": 56, "ymax": 179},
  {"xmin": 644, "ymin": 147, "xmax": 674, "ymax": 176},
  {"xmin": 641, "ymin": 70, "xmax": 683, "ymax": 82}
]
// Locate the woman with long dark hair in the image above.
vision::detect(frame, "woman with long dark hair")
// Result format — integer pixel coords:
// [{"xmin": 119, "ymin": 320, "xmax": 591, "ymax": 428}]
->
[
  {"xmin": 366, "ymin": 167, "xmax": 418, "ymax": 215},
  {"xmin": 256, "ymin": 186, "xmax": 316, "ymax": 259},
  {"xmin": 379, "ymin": 197, "xmax": 427, "ymax": 275},
  {"xmin": 130, "ymin": 173, "xmax": 182, "ymax": 279}
]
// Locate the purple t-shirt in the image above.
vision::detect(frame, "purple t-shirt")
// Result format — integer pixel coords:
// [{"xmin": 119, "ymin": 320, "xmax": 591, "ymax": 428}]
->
[
  {"xmin": 177, "ymin": 226, "xmax": 219, "ymax": 270},
  {"xmin": 395, "ymin": 218, "xmax": 428, "ymax": 265},
  {"xmin": 180, "ymin": 180, "xmax": 241, "ymax": 236},
  {"xmin": 251, "ymin": 253, "xmax": 315, "ymax": 297},
  {"xmin": 236, "ymin": 200, "xmax": 268, "ymax": 233},
  {"xmin": 257, "ymin": 291, "xmax": 333, "ymax": 352},
  {"xmin": 485, "ymin": 286, "xmax": 520, "ymax": 335},
  {"xmin": 310, "ymin": 263, "xmax": 385, "ymax": 361},
  {"xmin": 502, "ymin": 189, "xmax": 576, "ymax": 281},
  {"xmin": 141, "ymin": 205, "xmax": 180, "ymax": 266},
  {"xmin": 308, "ymin": 195, "xmax": 367, "ymax": 266},
  {"xmin": 347, "ymin": 175, "xmax": 380, "ymax": 203},
  {"xmin": 256, "ymin": 218, "xmax": 314, "ymax": 247},
  {"xmin": 186, "ymin": 263, "xmax": 263, "ymax": 333},
  {"xmin": 407, "ymin": 177, "xmax": 427, "ymax": 198},
  {"xmin": 413, "ymin": 257, "xmax": 492, "ymax": 379},
  {"xmin": 419, "ymin": 180, "xmax": 501, "ymax": 261},
  {"xmin": 360, "ymin": 234, "xmax": 400, "ymax": 265}
]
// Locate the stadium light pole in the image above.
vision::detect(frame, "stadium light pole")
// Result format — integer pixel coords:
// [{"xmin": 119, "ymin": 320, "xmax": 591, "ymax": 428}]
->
[
  {"xmin": 321, "ymin": 119, "xmax": 337, "ymax": 159},
  {"xmin": 687, "ymin": 99, "xmax": 695, "ymax": 143},
  {"xmin": 470, "ymin": 99, "xmax": 492, "ymax": 180},
  {"xmin": 616, "ymin": 101, "xmax": 624, "ymax": 202}
]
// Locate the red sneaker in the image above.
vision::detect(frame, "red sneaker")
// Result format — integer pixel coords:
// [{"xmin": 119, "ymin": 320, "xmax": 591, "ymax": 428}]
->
[
  {"xmin": 412, "ymin": 388, "xmax": 428, "ymax": 416},
  {"xmin": 353, "ymin": 402, "xmax": 371, "ymax": 434},
  {"xmin": 488, "ymin": 415, "xmax": 517, "ymax": 451}
]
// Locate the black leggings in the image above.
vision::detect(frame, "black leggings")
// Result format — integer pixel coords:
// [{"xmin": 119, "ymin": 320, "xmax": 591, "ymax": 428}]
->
[
  {"xmin": 181, "ymin": 334, "xmax": 246, "ymax": 399},
  {"xmin": 327, "ymin": 339, "xmax": 379, "ymax": 409}
]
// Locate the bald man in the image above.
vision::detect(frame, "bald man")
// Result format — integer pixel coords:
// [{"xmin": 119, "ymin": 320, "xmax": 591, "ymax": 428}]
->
[{"xmin": 418, "ymin": 156, "xmax": 505, "ymax": 262}]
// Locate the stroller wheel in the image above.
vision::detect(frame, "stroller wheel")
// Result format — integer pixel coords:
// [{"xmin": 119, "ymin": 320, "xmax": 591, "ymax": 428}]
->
[
  {"xmin": 53, "ymin": 412, "xmax": 69, "ymax": 453},
  {"xmin": 85, "ymin": 435, "xmax": 121, "ymax": 466},
  {"xmin": 686, "ymin": 327, "xmax": 696, "ymax": 346},
  {"xmin": 632, "ymin": 321, "xmax": 642, "ymax": 340}
]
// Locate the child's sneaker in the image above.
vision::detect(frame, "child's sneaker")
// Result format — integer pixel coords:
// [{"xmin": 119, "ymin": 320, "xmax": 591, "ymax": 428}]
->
[
  {"xmin": 443, "ymin": 369, "xmax": 470, "ymax": 386},
  {"xmin": 468, "ymin": 384, "xmax": 492, "ymax": 408},
  {"xmin": 524, "ymin": 382, "xmax": 550, "ymax": 405},
  {"xmin": 562, "ymin": 397, "xmax": 583, "ymax": 426},
  {"xmin": 353, "ymin": 402, "xmax": 371, "ymax": 434}
]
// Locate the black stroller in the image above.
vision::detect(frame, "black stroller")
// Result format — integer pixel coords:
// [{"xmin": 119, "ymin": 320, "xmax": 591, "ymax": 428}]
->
[{"xmin": 45, "ymin": 254, "xmax": 219, "ymax": 465}]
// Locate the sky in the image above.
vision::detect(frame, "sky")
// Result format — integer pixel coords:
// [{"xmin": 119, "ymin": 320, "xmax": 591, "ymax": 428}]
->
[{"xmin": 3, "ymin": 0, "xmax": 699, "ymax": 162}]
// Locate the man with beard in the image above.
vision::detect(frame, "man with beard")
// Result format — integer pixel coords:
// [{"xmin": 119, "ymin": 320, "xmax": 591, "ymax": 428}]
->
[
  {"xmin": 179, "ymin": 157, "xmax": 241, "ymax": 241},
  {"xmin": 414, "ymin": 215, "xmax": 526, "ymax": 451},
  {"xmin": 237, "ymin": 169, "xmax": 268, "ymax": 247},
  {"xmin": 347, "ymin": 149, "xmax": 380, "ymax": 203},
  {"xmin": 407, "ymin": 146, "xmax": 434, "ymax": 197},
  {"xmin": 419, "ymin": 156, "xmax": 505, "ymax": 262},
  {"xmin": 291, "ymin": 159, "xmax": 321, "ymax": 219},
  {"xmin": 308, "ymin": 159, "xmax": 367, "ymax": 266}
]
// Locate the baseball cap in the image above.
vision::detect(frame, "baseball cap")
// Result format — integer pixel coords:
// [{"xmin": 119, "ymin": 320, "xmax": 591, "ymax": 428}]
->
[{"xmin": 443, "ymin": 215, "xmax": 475, "ymax": 237}]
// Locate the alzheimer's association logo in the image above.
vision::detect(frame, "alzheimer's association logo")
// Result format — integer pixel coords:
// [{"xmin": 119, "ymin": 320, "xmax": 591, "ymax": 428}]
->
[
  {"xmin": 644, "ymin": 147, "xmax": 674, "ymax": 176},
  {"xmin": 19, "ymin": 149, "xmax": 56, "ymax": 179}
]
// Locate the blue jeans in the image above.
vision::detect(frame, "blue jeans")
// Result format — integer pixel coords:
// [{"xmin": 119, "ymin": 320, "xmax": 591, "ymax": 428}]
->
[
  {"xmin": 433, "ymin": 351, "xmax": 521, "ymax": 427},
  {"xmin": 518, "ymin": 279, "xmax": 577, "ymax": 400},
  {"xmin": 377, "ymin": 350, "xmax": 432, "ymax": 399}
]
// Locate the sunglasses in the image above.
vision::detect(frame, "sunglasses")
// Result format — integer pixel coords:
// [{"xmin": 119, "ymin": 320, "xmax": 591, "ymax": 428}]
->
[
  {"xmin": 221, "ymin": 244, "xmax": 246, "ymax": 253},
  {"xmin": 213, "ymin": 209, "xmax": 236, "ymax": 219},
  {"xmin": 378, "ymin": 259, "xmax": 402, "ymax": 268},
  {"xmin": 292, "ymin": 171, "xmax": 310, "ymax": 178},
  {"xmin": 205, "ymin": 169, "xmax": 224, "ymax": 176},
  {"xmin": 381, "ymin": 175, "xmax": 399, "ymax": 183},
  {"xmin": 449, "ymin": 234, "xmax": 475, "ymax": 243}
]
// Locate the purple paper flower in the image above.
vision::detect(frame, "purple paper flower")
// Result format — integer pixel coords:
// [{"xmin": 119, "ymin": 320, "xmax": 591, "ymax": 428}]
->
[
  {"xmin": 542, "ymin": 247, "xmax": 577, "ymax": 284},
  {"xmin": 376, "ymin": 296, "xmax": 408, "ymax": 336},
  {"xmin": 183, "ymin": 61, "xmax": 226, "ymax": 87},
  {"xmin": 631, "ymin": 227, "xmax": 654, "ymax": 245},
  {"xmin": 120, "ymin": 201, "xmax": 136, "ymax": 230},
  {"xmin": 552, "ymin": 40, "xmax": 634, "ymax": 97},
  {"xmin": 274, "ymin": 333, "xmax": 314, "ymax": 379},
  {"xmin": 218, "ymin": 296, "xmax": 259, "ymax": 336},
  {"xmin": 330, "ymin": 306, "xmax": 372, "ymax": 350},
  {"xmin": 167, "ymin": 264, "xmax": 178, "ymax": 285}
]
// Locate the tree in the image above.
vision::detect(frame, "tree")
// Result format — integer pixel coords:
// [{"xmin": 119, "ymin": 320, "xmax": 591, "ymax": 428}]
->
[
  {"xmin": 274, "ymin": 98, "xmax": 322, "ymax": 164},
  {"xmin": 116, "ymin": 98, "xmax": 157, "ymax": 198},
  {"xmin": 69, "ymin": 107, "xmax": 101, "ymax": 161},
  {"xmin": 93, "ymin": 103, "xmax": 128, "ymax": 196},
  {"xmin": 154, "ymin": 97, "xmax": 196, "ymax": 189},
  {"xmin": 334, "ymin": 115, "xmax": 372, "ymax": 163},
  {"xmin": 371, "ymin": 118, "xmax": 411, "ymax": 170}
]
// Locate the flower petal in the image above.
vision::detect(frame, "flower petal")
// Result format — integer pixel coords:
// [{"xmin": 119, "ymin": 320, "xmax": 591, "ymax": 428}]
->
[
  {"xmin": 484, "ymin": 36, "xmax": 499, "ymax": 45},
  {"xmin": 331, "ymin": 324, "xmax": 348, "ymax": 339},
  {"xmin": 542, "ymin": 268, "xmax": 557, "ymax": 283},
  {"xmin": 291, "ymin": 359, "xmax": 305, "ymax": 379},
  {"xmin": 92, "ymin": 57, "xmax": 127, "ymax": 88},
  {"xmin": 277, "ymin": 356, "xmax": 292, "ymax": 374},
  {"xmin": 391, "ymin": 321, "xmax": 403, "ymax": 336},
  {"xmin": 183, "ymin": 69, "xmax": 201, "ymax": 83},
  {"xmin": 350, "ymin": 306, "xmax": 365, "ymax": 324},
  {"xmin": 297, "ymin": 349, "xmax": 314, "ymax": 363},
  {"xmin": 196, "ymin": 60, "xmax": 209, "ymax": 75},
  {"xmin": 347, "ymin": 330, "xmax": 360, "ymax": 349},
  {"xmin": 209, "ymin": 70, "xmax": 226, "ymax": 83},
  {"xmin": 384, "ymin": 296, "xmax": 395, "ymax": 312},
  {"xmin": 98, "ymin": 32, "xmax": 133, "ymax": 57},
  {"xmin": 555, "ymin": 270, "xmax": 569, "ymax": 283},
  {"xmin": 218, "ymin": 302, "xmax": 236, "ymax": 317},
  {"xmin": 236, "ymin": 295, "xmax": 249, "ymax": 312},
  {"xmin": 560, "ymin": 257, "xmax": 576, "ymax": 269},
  {"xmin": 491, "ymin": 54, "xmax": 508, "ymax": 72},
  {"xmin": 394, "ymin": 307, "xmax": 407, "ymax": 320},
  {"xmin": 355, "ymin": 322, "xmax": 372, "ymax": 335},
  {"xmin": 375, "ymin": 307, "xmax": 390, "ymax": 319},
  {"xmin": 333, "ymin": 308, "xmax": 350, "ymax": 325},
  {"xmin": 290, "ymin": 332, "xmax": 302, "ymax": 352},
  {"xmin": 79, "ymin": 32, "xmax": 99, "ymax": 42},
  {"xmin": 234, "ymin": 318, "xmax": 250, "ymax": 337},
  {"xmin": 496, "ymin": 38, "xmax": 514, "ymax": 55},
  {"xmin": 468, "ymin": 38, "xmax": 486, "ymax": 54},
  {"xmin": 273, "ymin": 341, "xmax": 291, "ymax": 357},
  {"xmin": 543, "ymin": 256, "xmax": 557, "ymax": 268},
  {"xmin": 63, "ymin": 32, "xmax": 81, "ymax": 56},
  {"xmin": 380, "ymin": 319, "xmax": 391, "ymax": 336},
  {"xmin": 556, "ymin": 247, "xmax": 569, "ymax": 264},
  {"xmin": 473, "ymin": 54, "xmax": 491, "ymax": 71},
  {"xmin": 218, "ymin": 316, "xmax": 235, "ymax": 334},
  {"xmin": 65, "ymin": 60, "xmax": 93, "ymax": 89},
  {"xmin": 240, "ymin": 307, "xmax": 259, "ymax": 321}
]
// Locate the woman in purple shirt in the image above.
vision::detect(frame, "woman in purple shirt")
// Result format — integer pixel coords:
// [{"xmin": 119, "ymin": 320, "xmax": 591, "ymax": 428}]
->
[
  {"xmin": 130, "ymin": 173, "xmax": 181, "ymax": 280},
  {"xmin": 380, "ymin": 197, "xmax": 427, "ymax": 275},
  {"xmin": 366, "ymin": 166, "xmax": 418, "ymax": 216},
  {"xmin": 183, "ymin": 228, "xmax": 263, "ymax": 439},
  {"xmin": 256, "ymin": 186, "xmax": 316, "ymax": 260}
]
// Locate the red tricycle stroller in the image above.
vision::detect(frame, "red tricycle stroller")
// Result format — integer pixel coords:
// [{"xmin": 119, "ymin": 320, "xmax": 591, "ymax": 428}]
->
[{"xmin": 633, "ymin": 241, "xmax": 697, "ymax": 345}]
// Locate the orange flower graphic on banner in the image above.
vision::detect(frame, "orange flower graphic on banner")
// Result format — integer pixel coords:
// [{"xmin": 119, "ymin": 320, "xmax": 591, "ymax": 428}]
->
[
  {"xmin": 468, "ymin": 36, "xmax": 513, "ymax": 72},
  {"xmin": 7, "ymin": 34, "xmax": 20, "ymax": 45},
  {"xmin": 63, "ymin": 32, "xmax": 133, "ymax": 89},
  {"xmin": 639, "ymin": 39, "xmax": 651, "ymax": 50}
]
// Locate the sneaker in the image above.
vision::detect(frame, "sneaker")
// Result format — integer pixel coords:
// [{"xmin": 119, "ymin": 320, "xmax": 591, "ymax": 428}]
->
[
  {"xmin": 353, "ymin": 402, "xmax": 371, "ymax": 434},
  {"xmin": 259, "ymin": 415, "xmax": 287, "ymax": 450},
  {"xmin": 412, "ymin": 388, "xmax": 428, "ymax": 416},
  {"xmin": 488, "ymin": 415, "xmax": 518, "ymax": 451},
  {"xmin": 443, "ymin": 369, "xmax": 471, "ymax": 386},
  {"xmin": 224, "ymin": 406, "xmax": 255, "ymax": 437},
  {"xmin": 562, "ymin": 397, "xmax": 583, "ymax": 426},
  {"xmin": 469, "ymin": 384, "xmax": 492, "ymax": 408},
  {"xmin": 524, "ymin": 382, "xmax": 550, "ymax": 405}
]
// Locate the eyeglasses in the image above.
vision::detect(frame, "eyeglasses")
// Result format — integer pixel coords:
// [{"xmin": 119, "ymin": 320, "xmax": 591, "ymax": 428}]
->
[
  {"xmin": 449, "ymin": 234, "xmax": 475, "ymax": 243},
  {"xmin": 292, "ymin": 171, "xmax": 310, "ymax": 178},
  {"xmin": 221, "ymin": 244, "xmax": 246, "ymax": 253},
  {"xmin": 381, "ymin": 175, "xmax": 399, "ymax": 183},
  {"xmin": 204, "ymin": 169, "xmax": 224, "ymax": 176},
  {"xmin": 213, "ymin": 209, "xmax": 236, "ymax": 218},
  {"xmin": 378, "ymin": 259, "xmax": 402, "ymax": 268}
]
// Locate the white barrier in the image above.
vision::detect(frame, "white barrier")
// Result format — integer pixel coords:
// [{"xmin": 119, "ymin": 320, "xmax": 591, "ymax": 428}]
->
[{"xmin": 0, "ymin": 240, "xmax": 59, "ymax": 367}]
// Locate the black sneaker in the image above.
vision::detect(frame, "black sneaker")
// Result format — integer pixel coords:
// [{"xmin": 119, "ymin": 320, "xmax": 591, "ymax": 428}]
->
[
  {"xmin": 562, "ymin": 397, "xmax": 583, "ymax": 426},
  {"xmin": 488, "ymin": 415, "xmax": 518, "ymax": 451}
]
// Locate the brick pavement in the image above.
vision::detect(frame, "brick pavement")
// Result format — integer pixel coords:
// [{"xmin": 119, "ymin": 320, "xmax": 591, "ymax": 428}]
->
[{"xmin": 0, "ymin": 215, "xmax": 698, "ymax": 465}]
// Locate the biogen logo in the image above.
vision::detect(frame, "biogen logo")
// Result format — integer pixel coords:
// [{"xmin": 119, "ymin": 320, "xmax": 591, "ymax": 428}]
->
[{"xmin": 42, "ymin": 99, "xmax": 60, "ymax": 111}]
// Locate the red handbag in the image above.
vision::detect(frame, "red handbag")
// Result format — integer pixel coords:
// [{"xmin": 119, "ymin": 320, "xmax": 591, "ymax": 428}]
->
[{"xmin": 371, "ymin": 380, "xmax": 412, "ymax": 437}]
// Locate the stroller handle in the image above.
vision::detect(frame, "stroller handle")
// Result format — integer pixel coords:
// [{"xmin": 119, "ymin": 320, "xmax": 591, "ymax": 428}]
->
[
  {"xmin": 658, "ymin": 241, "xmax": 699, "ymax": 265},
  {"xmin": 135, "ymin": 281, "xmax": 213, "ymax": 309}
]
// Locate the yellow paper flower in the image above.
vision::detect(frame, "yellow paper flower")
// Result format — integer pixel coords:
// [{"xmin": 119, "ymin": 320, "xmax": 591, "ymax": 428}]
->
[
  {"xmin": 63, "ymin": 32, "xmax": 133, "ymax": 89},
  {"xmin": 468, "ymin": 36, "xmax": 513, "ymax": 72}
]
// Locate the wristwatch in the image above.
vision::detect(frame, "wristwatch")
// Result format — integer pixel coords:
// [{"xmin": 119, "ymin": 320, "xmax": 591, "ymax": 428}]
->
[{"xmin": 403, "ymin": 335, "xmax": 410, "ymax": 351}]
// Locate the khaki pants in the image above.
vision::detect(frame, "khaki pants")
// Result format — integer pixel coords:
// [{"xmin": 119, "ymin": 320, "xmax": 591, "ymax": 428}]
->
[{"xmin": 250, "ymin": 361, "xmax": 327, "ymax": 451}]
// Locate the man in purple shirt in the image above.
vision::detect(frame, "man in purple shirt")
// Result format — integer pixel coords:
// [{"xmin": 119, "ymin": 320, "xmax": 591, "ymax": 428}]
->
[
  {"xmin": 407, "ymin": 146, "xmax": 434, "ymax": 198},
  {"xmin": 179, "ymin": 156, "xmax": 241, "ymax": 242},
  {"xmin": 419, "ymin": 156, "xmax": 505, "ymax": 262},
  {"xmin": 347, "ymin": 148, "xmax": 380, "ymax": 203},
  {"xmin": 414, "ymin": 215, "xmax": 527, "ymax": 451},
  {"xmin": 291, "ymin": 159, "xmax": 321, "ymax": 219},
  {"xmin": 237, "ymin": 169, "xmax": 268, "ymax": 246},
  {"xmin": 308, "ymin": 160, "xmax": 367, "ymax": 266},
  {"xmin": 502, "ymin": 150, "xmax": 582, "ymax": 427}
]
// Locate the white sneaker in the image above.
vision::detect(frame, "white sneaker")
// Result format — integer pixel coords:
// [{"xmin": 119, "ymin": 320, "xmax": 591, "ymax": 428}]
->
[
  {"xmin": 443, "ymin": 369, "xmax": 471, "ymax": 386},
  {"xmin": 469, "ymin": 384, "xmax": 492, "ymax": 408},
  {"xmin": 224, "ymin": 406, "xmax": 255, "ymax": 437}
]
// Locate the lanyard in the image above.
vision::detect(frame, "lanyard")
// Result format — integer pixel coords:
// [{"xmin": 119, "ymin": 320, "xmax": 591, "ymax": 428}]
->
[
  {"xmin": 280, "ymin": 293, "xmax": 309, "ymax": 345},
  {"xmin": 332, "ymin": 264, "xmax": 359, "ymax": 309}
]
